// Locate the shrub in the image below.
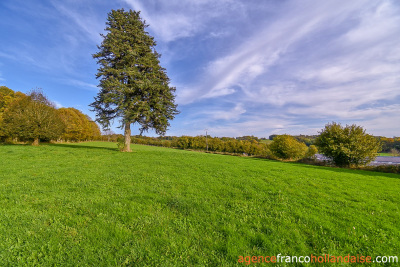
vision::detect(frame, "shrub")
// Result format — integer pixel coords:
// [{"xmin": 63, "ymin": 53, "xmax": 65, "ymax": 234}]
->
[
  {"xmin": 117, "ymin": 136, "xmax": 125, "ymax": 151},
  {"xmin": 305, "ymin": 145, "xmax": 318, "ymax": 159},
  {"xmin": 315, "ymin": 122, "xmax": 381, "ymax": 167},
  {"xmin": 269, "ymin": 135, "xmax": 308, "ymax": 160}
]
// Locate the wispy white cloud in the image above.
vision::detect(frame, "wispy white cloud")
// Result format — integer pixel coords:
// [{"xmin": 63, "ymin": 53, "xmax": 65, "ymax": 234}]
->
[
  {"xmin": 122, "ymin": 0, "xmax": 246, "ymax": 42},
  {"xmin": 62, "ymin": 79, "xmax": 98, "ymax": 91},
  {"xmin": 172, "ymin": 0, "xmax": 400, "ymax": 136},
  {"xmin": 201, "ymin": 87, "xmax": 236, "ymax": 99},
  {"xmin": 0, "ymin": 1, "xmax": 102, "ymax": 76},
  {"xmin": 203, "ymin": 103, "xmax": 246, "ymax": 121},
  {"xmin": 2, "ymin": 0, "xmax": 399, "ymax": 137},
  {"xmin": 50, "ymin": 1, "xmax": 104, "ymax": 43},
  {"xmin": 180, "ymin": 0, "xmax": 371, "ymax": 103},
  {"xmin": 362, "ymin": 110, "xmax": 400, "ymax": 137}
]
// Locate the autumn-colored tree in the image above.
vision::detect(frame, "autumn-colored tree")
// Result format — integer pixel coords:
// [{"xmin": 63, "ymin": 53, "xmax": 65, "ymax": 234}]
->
[
  {"xmin": 58, "ymin": 108, "xmax": 84, "ymax": 141},
  {"xmin": 305, "ymin": 145, "xmax": 318, "ymax": 159},
  {"xmin": 176, "ymin": 136, "xmax": 190, "ymax": 149},
  {"xmin": 0, "ymin": 86, "xmax": 16, "ymax": 114},
  {"xmin": 72, "ymin": 109, "xmax": 92, "ymax": 140},
  {"xmin": 0, "ymin": 87, "xmax": 26, "ymax": 140},
  {"xmin": 58, "ymin": 108, "xmax": 101, "ymax": 141},
  {"xmin": 269, "ymin": 134, "xmax": 308, "ymax": 160},
  {"xmin": 2, "ymin": 90, "xmax": 64, "ymax": 145},
  {"xmin": 87, "ymin": 118, "xmax": 101, "ymax": 140},
  {"xmin": 209, "ymin": 138, "xmax": 224, "ymax": 152}
]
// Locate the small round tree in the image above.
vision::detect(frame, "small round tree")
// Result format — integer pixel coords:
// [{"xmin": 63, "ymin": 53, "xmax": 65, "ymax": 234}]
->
[
  {"xmin": 314, "ymin": 122, "xmax": 381, "ymax": 167},
  {"xmin": 305, "ymin": 144, "xmax": 318, "ymax": 159},
  {"xmin": 269, "ymin": 134, "xmax": 308, "ymax": 160}
]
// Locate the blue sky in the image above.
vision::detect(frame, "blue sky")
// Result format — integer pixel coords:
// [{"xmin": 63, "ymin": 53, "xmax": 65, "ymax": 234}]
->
[{"xmin": 1, "ymin": 0, "xmax": 400, "ymax": 138}]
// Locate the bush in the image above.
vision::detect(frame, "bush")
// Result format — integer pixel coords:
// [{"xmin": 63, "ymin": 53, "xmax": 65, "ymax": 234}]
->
[
  {"xmin": 305, "ymin": 145, "xmax": 318, "ymax": 159},
  {"xmin": 315, "ymin": 122, "xmax": 381, "ymax": 167},
  {"xmin": 117, "ymin": 136, "xmax": 125, "ymax": 151},
  {"xmin": 269, "ymin": 135, "xmax": 308, "ymax": 160}
]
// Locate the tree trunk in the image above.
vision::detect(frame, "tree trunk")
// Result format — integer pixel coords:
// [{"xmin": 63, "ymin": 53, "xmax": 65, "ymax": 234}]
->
[
  {"xmin": 123, "ymin": 122, "xmax": 132, "ymax": 152},
  {"xmin": 32, "ymin": 137, "xmax": 39, "ymax": 146}
]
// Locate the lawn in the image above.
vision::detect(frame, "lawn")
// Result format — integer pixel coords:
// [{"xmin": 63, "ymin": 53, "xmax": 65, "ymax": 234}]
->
[{"xmin": 0, "ymin": 142, "xmax": 399, "ymax": 266}]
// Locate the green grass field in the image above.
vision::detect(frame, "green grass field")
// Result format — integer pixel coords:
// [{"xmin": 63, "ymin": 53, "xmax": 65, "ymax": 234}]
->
[{"xmin": 0, "ymin": 142, "xmax": 399, "ymax": 266}]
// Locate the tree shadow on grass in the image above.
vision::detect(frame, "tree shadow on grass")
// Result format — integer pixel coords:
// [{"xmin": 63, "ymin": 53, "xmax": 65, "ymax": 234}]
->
[
  {"xmin": 0, "ymin": 142, "xmax": 119, "ymax": 152},
  {"xmin": 48, "ymin": 143, "xmax": 119, "ymax": 152},
  {"xmin": 247, "ymin": 157, "xmax": 400, "ymax": 180}
]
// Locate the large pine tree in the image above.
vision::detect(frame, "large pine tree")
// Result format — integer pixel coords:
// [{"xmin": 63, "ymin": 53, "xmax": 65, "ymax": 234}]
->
[{"xmin": 90, "ymin": 9, "xmax": 179, "ymax": 152}]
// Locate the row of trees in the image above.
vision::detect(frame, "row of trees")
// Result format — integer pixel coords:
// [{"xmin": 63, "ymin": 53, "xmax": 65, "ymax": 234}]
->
[
  {"xmin": 99, "ymin": 134, "xmax": 317, "ymax": 160},
  {"xmin": 113, "ymin": 135, "xmax": 271, "ymax": 156},
  {"xmin": 378, "ymin": 137, "xmax": 400, "ymax": 153},
  {"xmin": 0, "ymin": 86, "xmax": 100, "ymax": 144},
  {"xmin": 101, "ymin": 122, "xmax": 381, "ymax": 168}
]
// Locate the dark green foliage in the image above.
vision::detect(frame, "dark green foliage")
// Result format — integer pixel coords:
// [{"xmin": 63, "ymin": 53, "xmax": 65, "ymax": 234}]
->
[
  {"xmin": 315, "ymin": 122, "xmax": 381, "ymax": 167},
  {"xmin": 2, "ymin": 90, "xmax": 64, "ymax": 145},
  {"xmin": 269, "ymin": 134, "xmax": 278, "ymax": 140},
  {"xmin": 379, "ymin": 136, "xmax": 400, "ymax": 152},
  {"xmin": 269, "ymin": 134, "xmax": 308, "ymax": 160},
  {"xmin": 294, "ymin": 135, "xmax": 317, "ymax": 146},
  {"xmin": 90, "ymin": 9, "xmax": 178, "ymax": 151}
]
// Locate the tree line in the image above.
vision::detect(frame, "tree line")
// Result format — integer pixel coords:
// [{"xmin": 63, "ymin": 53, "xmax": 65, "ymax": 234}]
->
[
  {"xmin": 0, "ymin": 86, "xmax": 101, "ymax": 144},
  {"xmin": 378, "ymin": 137, "xmax": 400, "ymax": 154},
  {"xmin": 98, "ymin": 134, "xmax": 318, "ymax": 160},
  {"xmin": 100, "ymin": 122, "xmax": 383, "ymax": 168}
]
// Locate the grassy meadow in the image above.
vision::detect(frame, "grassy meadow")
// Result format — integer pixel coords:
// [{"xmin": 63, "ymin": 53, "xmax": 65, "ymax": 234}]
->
[{"xmin": 0, "ymin": 142, "xmax": 399, "ymax": 266}]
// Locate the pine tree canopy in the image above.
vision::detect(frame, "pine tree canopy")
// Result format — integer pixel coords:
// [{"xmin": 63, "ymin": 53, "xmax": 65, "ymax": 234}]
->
[{"xmin": 90, "ymin": 9, "xmax": 179, "ymax": 148}]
